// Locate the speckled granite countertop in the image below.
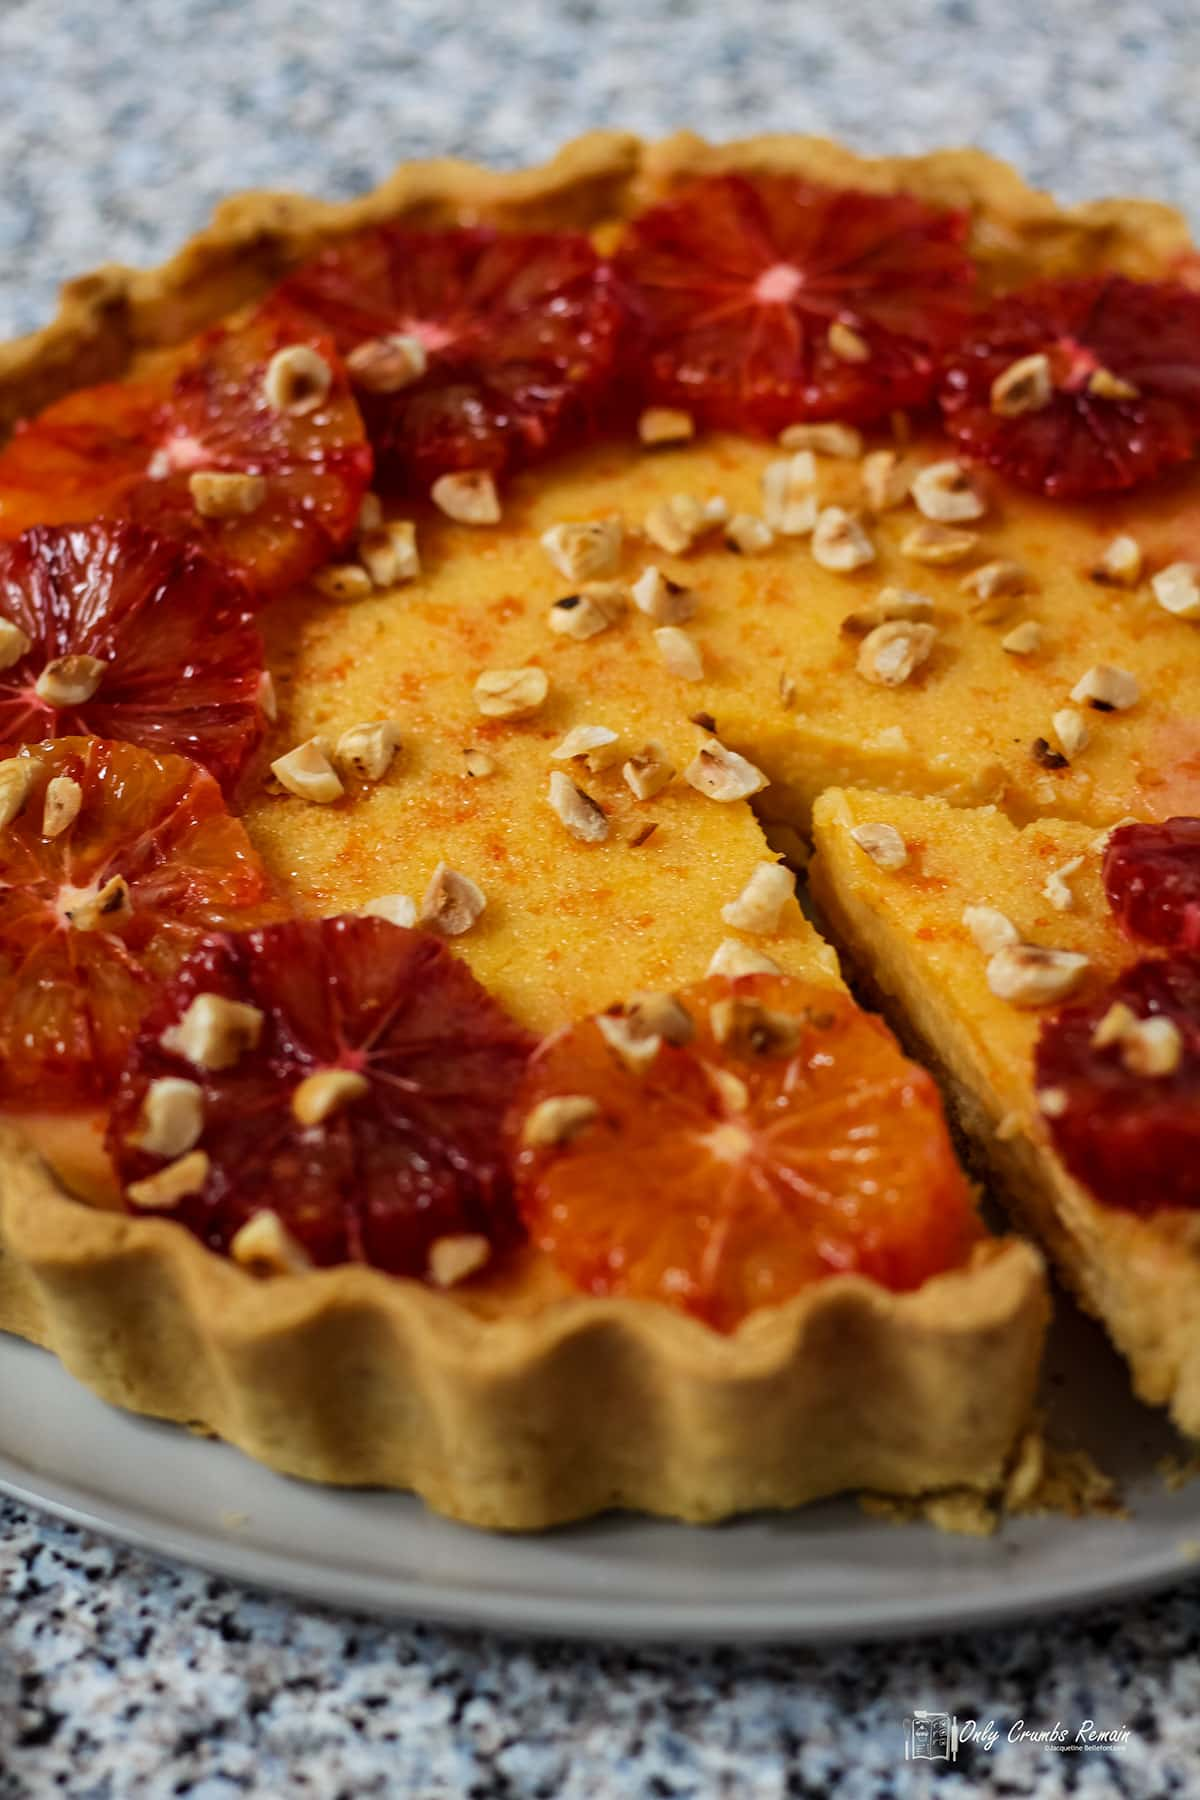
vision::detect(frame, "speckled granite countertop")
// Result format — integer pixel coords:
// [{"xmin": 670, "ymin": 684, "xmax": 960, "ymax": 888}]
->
[{"xmin": 4, "ymin": 0, "xmax": 1200, "ymax": 1794}]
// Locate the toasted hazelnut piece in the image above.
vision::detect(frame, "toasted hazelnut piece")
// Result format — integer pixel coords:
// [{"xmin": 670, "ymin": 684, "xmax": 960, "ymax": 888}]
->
[
  {"xmin": 431, "ymin": 470, "xmax": 500, "ymax": 525},
  {"xmin": 826, "ymin": 322, "xmax": 871, "ymax": 365},
  {"xmin": 35, "ymin": 653, "xmax": 106, "ymax": 707},
  {"xmin": 720, "ymin": 860, "xmax": 796, "ymax": 933},
  {"xmin": 552, "ymin": 725, "xmax": 620, "ymax": 771},
  {"xmin": 596, "ymin": 1011, "xmax": 664, "ymax": 1072},
  {"xmin": 638, "ymin": 406, "xmax": 695, "ymax": 447},
  {"xmin": 313, "ymin": 562, "xmax": 374, "ymax": 602},
  {"xmin": 1089, "ymin": 535, "xmax": 1143, "ymax": 587},
  {"xmin": 357, "ymin": 492, "xmax": 383, "ymax": 534},
  {"xmin": 262, "ymin": 344, "xmax": 332, "ymax": 415},
  {"xmin": 230, "ymin": 1210, "xmax": 312, "ymax": 1275},
  {"xmin": 899, "ymin": 521, "xmax": 978, "ymax": 565},
  {"xmin": 270, "ymin": 738, "xmax": 345, "ymax": 803},
  {"xmin": 963, "ymin": 904, "xmax": 1020, "ymax": 954},
  {"xmin": 522, "ymin": 1093, "xmax": 600, "ymax": 1148},
  {"xmin": 860, "ymin": 448, "xmax": 910, "ymax": 512},
  {"xmin": 841, "ymin": 587, "xmax": 933, "ymax": 636},
  {"xmin": 630, "ymin": 565, "xmax": 695, "ymax": 623},
  {"xmin": 359, "ymin": 893, "xmax": 417, "ymax": 928},
  {"xmin": 1092, "ymin": 1000, "xmax": 1138, "ymax": 1049},
  {"xmin": 127, "ymin": 1150, "xmax": 210, "ymax": 1212},
  {"xmin": 911, "ymin": 459, "xmax": 985, "ymax": 523},
  {"xmin": 1042, "ymin": 855, "xmax": 1084, "ymax": 912},
  {"xmin": 462, "ymin": 748, "xmax": 496, "ymax": 779},
  {"xmin": 811, "ymin": 507, "xmax": 875, "ymax": 572},
  {"xmin": 419, "ymin": 862, "xmax": 486, "ymax": 935},
  {"xmin": 779, "ymin": 421, "xmax": 863, "ymax": 458},
  {"xmin": 130, "ymin": 1076, "xmax": 205, "ymax": 1159},
  {"xmin": 850, "ymin": 821, "xmax": 908, "ymax": 870},
  {"xmin": 856, "ymin": 619, "xmax": 937, "ymax": 687},
  {"xmin": 986, "ymin": 943, "xmax": 1090, "ymax": 1006},
  {"xmin": 1121, "ymin": 1015, "xmax": 1183, "ymax": 1077},
  {"xmin": 642, "ymin": 493, "xmax": 725, "ymax": 554},
  {"xmin": 473, "ymin": 666, "xmax": 548, "ymax": 719},
  {"xmin": 684, "ymin": 738, "xmax": 769, "ymax": 802},
  {"xmin": 1151, "ymin": 561, "xmax": 1200, "ymax": 622},
  {"xmin": 1052, "ymin": 709, "xmax": 1090, "ymax": 758},
  {"xmin": 708, "ymin": 1069, "xmax": 751, "ymax": 1117},
  {"xmin": 761, "ymin": 453, "xmax": 820, "ymax": 535},
  {"xmin": 359, "ymin": 520, "xmax": 420, "ymax": 587},
  {"xmin": 710, "ymin": 995, "xmax": 802, "ymax": 1057},
  {"xmin": 1001, "ymin": 620, "xmax": 1043, "ymax": 656},
  {"xmin": 549, "ymin": 581, "xmax": 628, "ymax": 640},
  {"xmin": 160, "ymin": 993, "xmax": 264, "ymax": 1071},
  {"xmin": 345, "ymin": 333, "xmax": 428, "ymax": 393},
  {"xmin": 961, "ymin": 560, "xmax": 1029, "ymax": 613},
  {"xmin": 706, "ymin": 938, "xmax": 783, "ymax": 978},
  {"xmin": 724, "ymin": 513, "xmax": 775, "ymax": 554},
  {"xmin": 1038, "ymin": 1086, "xmax": 1069, "ymax": 1118},
  {"xmin": 1070, "ymin": 664, "xmax": 1139, "ymax": 712},
  {"xmin": 428, "ymin": 1233, "xmax": 492, "ymax": 1288},
  {"xmin": 623, "ymin": 742, "xmax": 675, "ymax": 800},
  {"xmin": 0, "ymin": 756, "xmax": 37, "ymax": 829},
  {"xmin": 654, "ymin": 625, "xmax": 704, "ymax": 680},
  {"xmin": 1088, "ymin": 367, "xmax": 1139, "ymax": 402},
  {"xmin": 541, "ymin": 517, "xmax": 624, "ymax": 582},
  {"xmin": 623, "ymin": 990, "xmax": 695, "ymax": 1046},
  {"xmin": 65, "ymin": 873, "xmax": 132, "ymax": 931},
  {"xmin": 292, "ymin": 1067, "xmax": 370, "ymax": 1127},
  {"xmin": 334, "ymin": 720, "xmax": 402, "ymax": 782},
  {"xmin": 548, "ymin": 770, "xmax": 608, "ymax": 843},
  {"xmin": 0, "ymin": 616, "xmax": 31, "ymax": 671},
  {"xmin": 189, "ymin": 471, "xmax": 267, "ymax": 518},
  {"xmin": 257, "ymin": 670, "xmax": 277, "ymax": 722},
  {"xmin": 41, "ymin": 773, "xmax": 82, "ymax": 839},
  {"xmin": 990, "ymin": 352, "xmax": 1053, "ymax": 417}
]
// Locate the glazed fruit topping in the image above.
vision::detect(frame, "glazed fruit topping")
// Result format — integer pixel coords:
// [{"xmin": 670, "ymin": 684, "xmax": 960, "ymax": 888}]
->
[
  {"xmin": 1035, "ymin": 955, "xmax": 1200, "ymax": 1213},
  {"xmin": 109, "ymin": 917, "xmax": 535, "ymax": 1278},
  {"xmin": 274, "ymin": 228, "xmax": 629, "ymax": 490},
  {"xmin": 508, "ymin": 974, "xmax": 981, "ymax": 1331},
  {"xmin": 0, "ymin": 523, "xmax": 265, "ymax": 789},
  {"xmin": 940, "ymin": 277, "xmax": 1200, "ymax": 497},
  {"xmin": 613, "ymin": 174, "xmax": 974, "ymax": 433},
  {"xmin": 0, "ymin": 737, "xmax": 276, "ymax": 1108},
  {"xmin": 1102, "ymin": 818, "xmax": 1200, "ymax": 949},
  {"xmin": 0, "ymin": 303, "xmax": 372, "ymax": 599}
]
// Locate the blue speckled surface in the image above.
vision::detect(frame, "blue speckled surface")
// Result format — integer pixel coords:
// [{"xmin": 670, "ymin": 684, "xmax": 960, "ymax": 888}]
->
[{"xmin": 4, "ymin": 1, "xmax": 1200, "ymax": 1793}]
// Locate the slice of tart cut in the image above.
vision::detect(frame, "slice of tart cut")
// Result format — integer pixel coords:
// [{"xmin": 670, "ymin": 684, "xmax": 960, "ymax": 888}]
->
[{"xmin": 809, "ymin": 784, "xmax": 1200, "ymax": 1434}]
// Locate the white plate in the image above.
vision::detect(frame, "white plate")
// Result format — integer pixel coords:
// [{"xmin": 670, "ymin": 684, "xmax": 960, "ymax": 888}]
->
[{"xmin": 3, "ymin": 1296, "xmax": 1199, "ymax": 1642}]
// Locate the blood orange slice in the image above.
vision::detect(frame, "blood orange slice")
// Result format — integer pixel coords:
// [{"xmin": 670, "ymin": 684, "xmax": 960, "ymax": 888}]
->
[
  {"xmin": 507, "ymin": 975, "xmax": 980, "ymax": 1332},
  {"xmin": 940, "ymin": 277, "xmax": 1200, "ymax": 497},
  {"xmin": 612, "ymin": 174, "xmax": 974, "ymax": 433},
  {"xmin": 1103, "ymin": 818, "xmax": 1200, "ymax": 950},
  {"xmin": 0, "ymin": 304, "xmax": 372, "ymax": 599},
  {"xmin": 0, "ymin": 737, "xmax": 276, "ymax": 1109},
  {"xmin": 1035, "ymin": 956, "xmax": 1200, "ymax": 1213},
  {"xmin": 274, "ymin": 227, "xmax": 629, "ymax": 488},
  {"xmin": 108, "ymin": 917, "xmax": 534, "ymax": 1278},
  {"xmin": 0, "ymin": 523, "xmax": 265, "ymax": 789}
]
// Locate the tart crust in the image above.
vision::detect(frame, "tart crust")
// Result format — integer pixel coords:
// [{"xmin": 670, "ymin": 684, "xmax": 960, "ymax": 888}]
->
[{"xmin": 2, "ymin": 128, "xmax": 1164, "ymax": 1526}]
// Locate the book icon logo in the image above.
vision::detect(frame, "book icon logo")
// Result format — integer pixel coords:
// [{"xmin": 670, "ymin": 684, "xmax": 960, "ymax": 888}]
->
[{"xmin": 905, "ymin": 1711, "xmax": 959, "ymax": 1761}]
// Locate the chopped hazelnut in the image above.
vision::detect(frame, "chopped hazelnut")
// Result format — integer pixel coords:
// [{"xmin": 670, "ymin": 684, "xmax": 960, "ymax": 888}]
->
[
  {"xmin": 262, "ymin": 344, "xmax": 332, "ymax": 415},
  {"xmin": 962, "ymin": 904, "xmax": 1020, "ymax": 954},
  {"xmin": 346, "ymin": 333, "xmax": 428, "ymax": 393},
  {"xmin": 36, "ymin": 653, "xmax": 106, "ymax": 707},
  {"xmin": 1038, "ymin": 1086, "xmax": 1069, "ymax": 1118},
  {"xmin": 990, "ymin": 352, "xmax": 1053, "ymax": 417},
  {"xmin": 359, "ymin": 521, "xmax": 420, "ymax": 587},
  {"xmin": 127, "ymin": 1150, "xmax": 210, "ymax": 1212},
  {"xmin": 621, "ymin": 990, "xmax": 695, "ymax": 1046},
  {"xmin": 1042, "ymin": 856, "xmax": 1083, "ymax": 912},
  {"xmin": 643, "ymin": 494, "xmax": 725, "ymax": 554},
  {"xmin": 654, "ymin": 624, "xmax": 704, "ymax": 680},
  {"xmin": 129, "ymin": 1076, "xmax": 205, "ymax": 1159},
  {"xmin": 596, "ymin": 1011, "xmax": 664, "ymax": 1073},
  {"xmin": 270, "ymin": 738, "xmax": 345, "ymax": 803},
  {"xmin": 724, "ymin": 513, "xmax": 775, "ymax": 554},
  {"xmin": 638, "ymin": 407, "xmax": 695, "ymax": 447},
  {"xmin": 431, "ymin": 470, "xmax": 500, "ymax": 525},
  {"xmin": 1089, "ymin": 535, "xmax": 1143, "ymax": 587},
  {"xmin": 160, "ymin": 993, "xmax": 264, "ymax": 1071},
  {"xmin": 552, "ymin": 724, "xmax": 620, "ymax": 771},
  {"xmin": 856, "ymin": 619, "xmax": 937, "ymax": 686},
  {"xmin": 1070, "ymin": 665, "xmax": 1139, "ymax": 711},
  {"xmin": 623, "ymin": 742, "xmax": 675, "ymax": 800},
  {"xmin": 42, "ymin": 773, "xmax": 82, "ymax": 839},
  {"xmin": 0, "ymin": 756, "xmax": 37, "ymax": 829},
  {"xmin": 230, "ymin": 1210, "xmax": 312, "ymax": 1275},
  {"xmin": 473, "ymin": 666, "xmax": 548, "ymax": 719},
  {"xmin": 911, "ymin": 460, "xmax": 985, "ymax": 523},
  {"xmin": 706, "ymin": 938, "xmax": 783, "ymax": 978},
  {"xmin": 313, "ymin": 563, "xmax": 374, "ymax": 602},
  {"xmin": 0, "ymin": 616, "xmax": 31, "ymax": 671},
  {"xmin": 684, "ymin": 738, "xmax": 768, "ymax": 802},
  {"xmin": 292, "ymin": 1068, "xmax": 370, "ymax": 1127},
  {"xmin": 720, "ymin": 860, "xmax": 795, "ymax": 933},
  {"xmin": 761, "ymin": 453, "xmax": 820, "ymax": 535},
  {"xmin": 541, "ymin": 517, "xmax": 624, "ymax": 582},
  {"xmin": 779, "ymin": 421, "xmax": 863, "ymax": 458},
  {"xmin": 64, "ymin": 872, "xmax": 132, "ymax": 931},
  {"xmin": 1052, "ymin": 709, "xmax": 1090, "ymax": 758},
  {"xmin": 428, "ymin": 1234, "xmax": 492, "ymax": 1287},
  {"xmin": 709, "ymin": 994, "xmax": 802, "ymax": 1057},
  {"xmin": 1001, "ymin": 620, "xmax": 1043, "ymax": 656},
  {"xmin": 189, "ymin": 471, "xmax": 267, "ymax": 518},
  {"xmin": 1151, "ymin": 562, "xmax": 1200, "ymax": 622},
  {"xmin": 899, "ymin": 522, "xmax": 978, "ymax": 565},
  {"xmin": 359, "ymin": 893, "xmax": 417, "ymax": 928},
  {"xmin": 1121, "ymin": 1015, "xmax": 1183, "ymax": 1077},
  {"xmin": 860, "ymin": 448, "xmax": 910, "ymax": 513},
  {"xmin": 1092, "ymin": 1001, "xmax": 1138, "ymax": 1049},
  {"xmin": 462, "ymin": 748, "xmax": 496, "ymax": 779},
  {"xmin": 630, "ymin": 565, "xmax": 695, "ymax": 624},
  {"xmin": 960, "ymin": 560, "xmax": 1029, "ymax": 617},
  {"xmin": 811, "ymin": 507, "xmax": 875, "ymax": 572},
  {"xmin": 548, "ymin": 770, "xmax": 608, "ymax": 843},
  {"xmin": 850, "ymin": 821, "xmax": 908, "ymax": 870},
  {"xmin": 257, "ymin": 671, "xmax": 277, "ymax": 722},
  {"xmin": 986, "ymin": 943, "xmax": 1090, "ymax": 1006},
  {"xmin": 841, "ymin": 587, "xmax": 932, "ymax": 636},
  {"xmin": 1088, "ymin": 367, "xmax": 1139, "ymax": 401},
  {"xmin": 522, "ymin": 1094, "xmax": 600, "ymax": 1148},
  {"xmin": 548, "ymin": 581, "xmax": 628, "ymax": 640},
  {"xmin": 419, "ymin": 862, "xmax": 486, "ymax": 935},
  {"xmin": 334, "ymin": 720, "xmax": 401, "ymax": 783},
  {"xmin": 826, "ymin": 320, "xmax": 871, "ymax": 364}
]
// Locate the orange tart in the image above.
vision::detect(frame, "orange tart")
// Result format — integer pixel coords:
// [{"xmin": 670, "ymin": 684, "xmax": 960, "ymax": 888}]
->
[{"xmin": 8, "ymin": 130, "xmax": 1200, "ymax": 1530}]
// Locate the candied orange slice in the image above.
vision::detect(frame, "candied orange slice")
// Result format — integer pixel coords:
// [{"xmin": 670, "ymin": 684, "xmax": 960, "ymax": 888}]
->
[
  {"xmin": 508, "ymin": 975, "xmax": 981, "ymax": 1331},
  {"xmin": 0, "ymin": 303, "xmax": 372, "ymax": 599},
  {"xmin": 0, "ymin": 737, "xmax": 277, "ymax": 1107}
]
